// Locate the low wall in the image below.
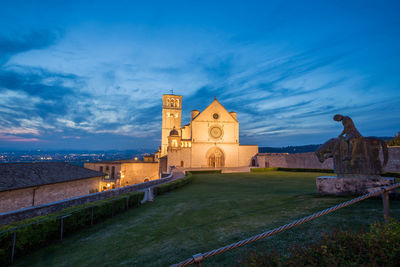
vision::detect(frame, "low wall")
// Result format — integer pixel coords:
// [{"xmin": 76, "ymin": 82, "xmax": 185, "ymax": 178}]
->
[
  {"xmin": 0, "ymin": 175, "xmax": 173, "ymax": 226},
  {"xmin": 256, "ymin": 147, "xmax": 400, "ymax": 172}
]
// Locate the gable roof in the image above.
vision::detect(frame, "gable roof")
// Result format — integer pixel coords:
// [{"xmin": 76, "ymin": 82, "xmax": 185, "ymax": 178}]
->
[
  {"xmin": 192, "ymin": 97, "xmax": 238, "ymax": 122},
  {"xmin": 0, "ymin": 162, "xmax": 104, "ymax": 192}
]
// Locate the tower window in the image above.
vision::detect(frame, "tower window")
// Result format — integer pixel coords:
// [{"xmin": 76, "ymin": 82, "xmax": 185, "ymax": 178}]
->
[{"xmin": 175, "ymin": 113, "xmax": 178, "ymax": 118}]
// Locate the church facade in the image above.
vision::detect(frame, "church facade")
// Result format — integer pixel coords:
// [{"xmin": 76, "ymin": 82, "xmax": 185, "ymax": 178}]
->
[{"xmin": 159, "ymin": 94, "xmax": 258, "ymax": 169}]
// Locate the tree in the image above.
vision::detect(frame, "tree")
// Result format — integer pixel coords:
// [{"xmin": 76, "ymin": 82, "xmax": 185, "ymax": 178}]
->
[{"xmin": 387, "ymin": 131, "xmax": 400, "ymax": 146}]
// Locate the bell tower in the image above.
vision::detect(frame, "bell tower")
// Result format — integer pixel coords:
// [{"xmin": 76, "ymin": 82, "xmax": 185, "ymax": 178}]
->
[{"xmin": 161, "ymin": 94, "xmax": 182, "ymax": 156}]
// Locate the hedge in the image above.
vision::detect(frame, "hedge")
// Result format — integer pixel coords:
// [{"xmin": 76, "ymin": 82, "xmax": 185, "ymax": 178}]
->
[
  {"xmin": 238, "ymin": 220, "xmax": 400, "ymax": 266},
  {"xmin": 153, "ymin": 173, "xmax": 194, "ymax": 196},
  {"xmin": 0, "ymin": 191, "xmax": 144, "ymax": 265}
]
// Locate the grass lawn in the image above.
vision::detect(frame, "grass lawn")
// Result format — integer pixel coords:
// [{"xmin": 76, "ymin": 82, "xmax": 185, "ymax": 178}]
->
[{"xmin": 14, "ymin": 171, "xmax": 400, "ymax": 266}]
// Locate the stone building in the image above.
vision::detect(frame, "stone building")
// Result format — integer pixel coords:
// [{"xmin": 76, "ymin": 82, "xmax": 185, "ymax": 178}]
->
[
  {"xmin": 158, "ymin": 94, "xmax": 258, "ymax": 168},
  {"xmin": 84, "ymin": 158, "xmax": 160, "ymax": 190},
  {"xmin": 0, "ymin": 162, "xmax": 104, "ymax": 213}
]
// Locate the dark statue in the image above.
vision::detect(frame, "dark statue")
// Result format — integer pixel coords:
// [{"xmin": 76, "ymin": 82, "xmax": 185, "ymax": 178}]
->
[{"xmin": 315, "ymin": 115, "xmax": 388, "ymax": 178}]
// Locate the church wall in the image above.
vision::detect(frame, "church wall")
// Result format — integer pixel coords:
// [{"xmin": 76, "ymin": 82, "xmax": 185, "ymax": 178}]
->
[
  {"xmin": 181, "ymin": 125, "xmax": 191, "ymax": 140},
  {"xmin": 167, "ymin": 148, "xmax": 192, "ymax": 167},
  {"xmin": 239, "ymin": 145, "xmax": 259, "ymax": 166},
  {"xmin": 121, "ymin": 162, "xmax": 160, "ymax": 185}
]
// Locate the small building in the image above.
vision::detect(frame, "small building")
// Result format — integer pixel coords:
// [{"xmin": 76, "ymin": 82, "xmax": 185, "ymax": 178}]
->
[
  {"xmin": 0, "ymin": 162, "xmax": 104, "ymax": 213},
  {"xmin": 84, "ymin": 158, "xmax": 160, "ymax": 190}
]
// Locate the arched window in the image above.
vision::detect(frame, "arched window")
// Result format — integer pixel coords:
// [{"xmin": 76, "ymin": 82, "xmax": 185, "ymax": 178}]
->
[
  {"xmin": 166, "ymin": 98, "xmax": 170, "ymax": 107},
  {"xmin": 176, "ymin": 99, "xmax": 180, "ymax": 107},
  {"xmin": 99, "ymin": 166, "xmax": 103, "ymax": 173},
  {"xmin": 171, "ymin": 98, "xmax": 175, "ymax": 107}
]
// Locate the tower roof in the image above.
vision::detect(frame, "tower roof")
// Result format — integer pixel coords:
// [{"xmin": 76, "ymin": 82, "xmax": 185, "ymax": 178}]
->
[{"xmin": 169, "ymin": 128, "xmax": 179, "ymax": 136}]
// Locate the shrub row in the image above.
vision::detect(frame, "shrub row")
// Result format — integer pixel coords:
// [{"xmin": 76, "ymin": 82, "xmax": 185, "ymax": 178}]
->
[
  {"xmin": 238, "ymin": 220, "xmax": 400, "ymax": 266},
  {"xmin": 153, "ymin": 174, "xmax": 194, "ymax": 196},
  {"xmin": 0, "ymin": 191, "xmax": 144, "ymax": 265}
]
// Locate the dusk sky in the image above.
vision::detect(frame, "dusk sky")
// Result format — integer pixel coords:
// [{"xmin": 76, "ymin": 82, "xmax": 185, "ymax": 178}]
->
[{"xmin": 0, "ymin": 0, "xmax": 399, "ymax": 150}]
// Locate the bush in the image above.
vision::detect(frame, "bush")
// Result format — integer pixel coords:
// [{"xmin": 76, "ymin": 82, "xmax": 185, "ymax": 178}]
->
[
  {"xmin": 153, "ymin": 174, "xmax": 193, "ymax": 196},
  {"xmin": 238, "ymin": 220, "xmax": 400, "ymax": 267},
  {"xmin": 0, "ymin": 191, "xmax": 144, "ymax": 265}
]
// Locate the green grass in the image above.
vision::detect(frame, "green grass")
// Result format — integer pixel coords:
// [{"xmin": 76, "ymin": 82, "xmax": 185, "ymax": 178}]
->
[{"xmin": 14, "ymin": 171, "xmax": 400, "ymax": 266}]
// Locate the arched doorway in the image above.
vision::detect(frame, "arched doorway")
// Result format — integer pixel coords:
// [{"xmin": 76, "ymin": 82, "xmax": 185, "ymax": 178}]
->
[{"xmin": 206, "ymin": 147, "xmax": 225, "ymax": 168}]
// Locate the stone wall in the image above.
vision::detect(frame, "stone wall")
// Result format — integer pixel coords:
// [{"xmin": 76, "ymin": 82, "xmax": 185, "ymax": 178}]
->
[
  {"xmin": 256, "ymin": 147, "xmax": 400, "ymax": 172},
  {"xmin": 121, "ymin": 162, "xmax": 159, "ymax": 185},
  {"xmin": 0, "ymin": 176, "xmax": 102, "ymax": 213},
  {"xmin": 0, "ymin": 174, "xmax": 174, "ymax": 226}
]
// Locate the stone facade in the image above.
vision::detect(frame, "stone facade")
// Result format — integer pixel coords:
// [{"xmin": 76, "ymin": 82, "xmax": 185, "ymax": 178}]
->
[
  {"xmin": 84, "ymin": 161, "xmax": 160, "ymax": 190},
  {"xmin": 161, "ymin": 95, "xmax": 258, "ymax": 169},
  {"xmin": 0, "ymin": 176, "xmax": 102, "ymax": 213}
]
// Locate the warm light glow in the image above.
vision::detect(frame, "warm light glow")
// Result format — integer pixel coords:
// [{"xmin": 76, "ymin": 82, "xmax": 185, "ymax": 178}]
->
[{"xmin": 107, "ymin": 183, "xmax": 111, "ymax": 187}]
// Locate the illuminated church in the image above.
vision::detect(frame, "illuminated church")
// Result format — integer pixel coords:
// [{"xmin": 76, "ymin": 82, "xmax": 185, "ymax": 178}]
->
[{"xmin": 158, "ymin": 94, "xmax": 258, "ymax": 169}]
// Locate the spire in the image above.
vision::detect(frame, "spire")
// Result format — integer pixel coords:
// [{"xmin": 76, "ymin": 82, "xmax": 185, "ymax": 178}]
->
[{"xmin": 214, "ymin": 95, "xmax": 217, "ymax": 101}]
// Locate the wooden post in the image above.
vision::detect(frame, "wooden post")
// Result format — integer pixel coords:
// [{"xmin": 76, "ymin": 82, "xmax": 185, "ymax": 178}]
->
[
  {"xmin": 90, "ymin": 207, "xmax": 94, "ymax": 225},
  {"xmin": 11, "ymin": 231, "xmax": 16, "ymax": 264},
  {"xmin": 60, "ymin": 217, "xmax": 64, "ymax": 241},
  {"xmin": 193, "ymin": 253, "xmax": 203, "ymax": 267},
  {"xmin": 382, "ymin": 191, "xmax": 390, "ymax": 223}
]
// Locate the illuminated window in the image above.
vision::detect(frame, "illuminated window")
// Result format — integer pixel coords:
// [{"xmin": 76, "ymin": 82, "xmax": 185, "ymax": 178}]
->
[
  {"xmin": 176, "ymin": 99, "xmax": 180, "ymax": 107},
  {"xmin": 167, "ymin": 112, "xmax": 170, "ymax": 117},
  {"xmin": 166, "ymin": 98, "xmax": 170, "ymax": 106},
  {"xmin": 172, "ymin": 139, "xmax": 178, "ymax": 147},
  {"xmin": 175, "ymin": 113, "xmax": 178, "ymax": 118},
  {"xmin": 171, "ymin": 99, "xmax": 175, "ymax": 107},
  {"xmin": 189, "ymin": 142, "xmax": 192, "ymax": 147}
]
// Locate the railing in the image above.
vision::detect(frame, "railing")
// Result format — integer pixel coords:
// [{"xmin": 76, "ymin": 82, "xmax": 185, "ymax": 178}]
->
[{"xmin": 172, "ymin": 183, "xmax": 400, "ymax": 267}]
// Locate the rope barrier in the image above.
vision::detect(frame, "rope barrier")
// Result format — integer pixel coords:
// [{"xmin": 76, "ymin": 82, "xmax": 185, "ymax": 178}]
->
[{"xmin": 171, "ymin": 183, "xmax": 400, "ymax": 267}]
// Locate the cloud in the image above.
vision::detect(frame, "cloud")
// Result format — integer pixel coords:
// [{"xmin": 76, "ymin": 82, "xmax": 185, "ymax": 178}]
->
[{"xmin": 0, "ymin": 30, "xmax": 60, "ymax": 64}]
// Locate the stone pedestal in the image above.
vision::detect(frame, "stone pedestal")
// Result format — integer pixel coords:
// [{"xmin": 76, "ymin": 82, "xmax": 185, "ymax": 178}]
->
[{"xmin": 316, "ymin": 176, "xmax": 396, "ymax": 196}]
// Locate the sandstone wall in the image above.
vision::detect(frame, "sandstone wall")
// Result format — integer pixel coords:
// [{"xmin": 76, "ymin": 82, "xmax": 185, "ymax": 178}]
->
[
  {"xmin": 122, "ymin": 162, "xmax": 159, "ymax": 185},
  {"xmin": 0, "ymin": 176, "xmax": 102, "ymax": 213}
]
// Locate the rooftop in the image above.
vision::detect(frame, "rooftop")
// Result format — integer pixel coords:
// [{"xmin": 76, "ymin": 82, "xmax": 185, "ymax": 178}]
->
[{"xmin": 0, "ymin": 162, "xmax": 104, "ymax": 192}]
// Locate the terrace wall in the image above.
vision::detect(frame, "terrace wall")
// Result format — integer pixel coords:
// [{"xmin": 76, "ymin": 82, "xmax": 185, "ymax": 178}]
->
[{"xmin": 256, "ymin": 147, "xmax": 400, "ymax": 172}]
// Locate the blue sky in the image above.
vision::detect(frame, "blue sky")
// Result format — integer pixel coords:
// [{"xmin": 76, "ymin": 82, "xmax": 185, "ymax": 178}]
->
[{"xmin": 0, "ymin": 0, "xmax": 399, "ymax": 150}]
